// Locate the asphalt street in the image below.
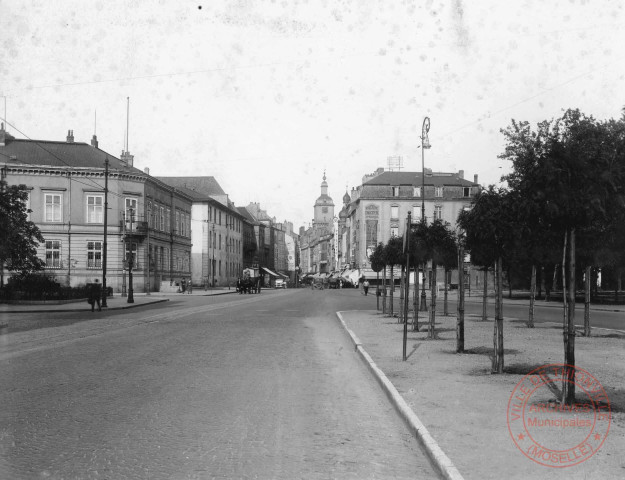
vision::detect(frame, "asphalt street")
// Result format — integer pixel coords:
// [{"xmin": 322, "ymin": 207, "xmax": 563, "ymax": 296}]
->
[{"xmin": 0, "ymin": 289, "xmax": 438, "ymax": 479}]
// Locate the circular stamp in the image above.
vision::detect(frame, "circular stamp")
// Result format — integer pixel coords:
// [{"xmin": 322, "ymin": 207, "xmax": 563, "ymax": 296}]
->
[{"xmin": 507, "ymin": 364, "xmax": 611, "ymax": 468}]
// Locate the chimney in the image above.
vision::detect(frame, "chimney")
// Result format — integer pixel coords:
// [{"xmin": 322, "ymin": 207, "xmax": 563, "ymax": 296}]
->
[
  {"xmin": 120, "ymin": 150, "xmax": 134, "ymax": 168},
  {"xmin": 91, "ymin": 134, "xmax": 99, "ymax": 148},
  {"xmin": 66, "ymin": 130, "xmax": 74, "ymax": 143},
  {"xmin": 474, "ymin": 174, "xmax": 478, "ymax": 184},
  {"xmin": 144, "ymin": 167, "xmax": 150, "ymax": 175},
  {"xmin": 458, "ymin": 169, "xmax": 464, "ymax": 179}
]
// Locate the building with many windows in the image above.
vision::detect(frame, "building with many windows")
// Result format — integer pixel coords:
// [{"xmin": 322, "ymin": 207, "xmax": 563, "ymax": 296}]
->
[
  {"xmin": 339, "ymin": 167, "xmax": 480, "ymax": 279},
  {"xmin": 0, "ymin": 125, "xmax": 192, "ymax": 292},
  {"xmin": 156, "ymin": 176, "xmax": 246, "ymax": 289},
  {"xmin": 299, "ymin": 173, "xmax": 335, "ymax": 276}
]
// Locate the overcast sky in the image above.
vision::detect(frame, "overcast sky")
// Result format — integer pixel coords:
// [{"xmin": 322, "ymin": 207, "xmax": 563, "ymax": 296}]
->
[{"xmin": 2, "ymin": 0, "xmax": 624, "ymax": 229}]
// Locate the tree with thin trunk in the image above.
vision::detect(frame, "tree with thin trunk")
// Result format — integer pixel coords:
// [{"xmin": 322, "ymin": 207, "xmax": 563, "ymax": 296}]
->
[
  {"xmin": 369, "ymin": 243, "xmax": 386, "ymax": 313},
  {"xmin": 384, "ymin": 236, "xmax": 405, "ymax": 319},
  {"xmin": 458, "ymin": 187, "xmax": 516, "ymax": 373}
]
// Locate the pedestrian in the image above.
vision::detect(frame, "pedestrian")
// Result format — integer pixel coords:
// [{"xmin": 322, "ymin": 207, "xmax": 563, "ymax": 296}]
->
[
  {"xmin": 187, "ymin": 280, "xmax": 192, "ymax": 294},
  {"xmin": 181, "ymin": 278, "xmax": 186, "ymax": 293},
  {"xmin": 363, "ymin": 279, "xmax": 370, "ymax": 296},
  {"xmin": 88, "ymin": 279, "xmax": 102, "ymax": 312}
]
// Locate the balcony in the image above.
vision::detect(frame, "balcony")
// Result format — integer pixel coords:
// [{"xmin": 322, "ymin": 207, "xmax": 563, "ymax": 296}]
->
[{"xmin": 119, "ymin": 212, "xmax": 147, "ymax": 240}]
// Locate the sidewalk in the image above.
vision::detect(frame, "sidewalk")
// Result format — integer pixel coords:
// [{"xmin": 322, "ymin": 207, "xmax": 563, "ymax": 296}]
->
[
  {"xmin": 0, "ymin": 287, "xmax": 238, "ymax": 314},
  {"xmin": 339, "ymin": 308, "xmax": 625, "ymax": 480}
]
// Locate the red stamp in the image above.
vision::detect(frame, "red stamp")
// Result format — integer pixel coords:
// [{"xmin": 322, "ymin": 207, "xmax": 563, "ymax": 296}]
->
[{"xmin": 507, "ymin": 364, "xmax": 611, "ymax": 467}]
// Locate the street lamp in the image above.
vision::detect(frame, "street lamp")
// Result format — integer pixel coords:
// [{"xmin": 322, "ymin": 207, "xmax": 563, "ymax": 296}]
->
[
  {"xmin": 127, "ymin": 207, "xmax": 135, "ymax": 303},
  {"xmin": 420, "ymin": 117, "xmax": 431, "ymax": 311},
  {"xmin": 146, "ymin": 203, "xmax": 151, "ymax": 296}
]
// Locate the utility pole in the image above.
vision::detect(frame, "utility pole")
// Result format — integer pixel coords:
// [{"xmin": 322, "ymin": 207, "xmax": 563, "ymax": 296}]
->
[
  {"xmin": 420, "ymin": 116, "xmax": 431, "ymax": 311},
  {"xmin": 127, "ymin": 208, "xmax": 135, "ymax": 303},
  {"xmin": 402, "ymin": 211, "xmax": 411, "ymax": 361},
  {"xmin": 102, "ymin": 158, "xmax": 109, "ymax": 307},
  {"xmin": 146, "ymin": 203, "xmax": 151, "ymax": 295}
]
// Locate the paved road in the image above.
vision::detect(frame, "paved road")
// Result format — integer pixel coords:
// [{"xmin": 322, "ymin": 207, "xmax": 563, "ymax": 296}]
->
[{"xmin": 0, "ymin": 289, "xmax": 438, "ymax": 479}]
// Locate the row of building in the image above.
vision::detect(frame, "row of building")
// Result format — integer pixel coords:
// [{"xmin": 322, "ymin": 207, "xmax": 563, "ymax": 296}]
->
[
  {"xmin": 0, "ymin": 124, "xmax": 299, "ymax": 292},
  {"xmin": 300, "ymin": 168, "xmax": 481, "ymax": 286}
]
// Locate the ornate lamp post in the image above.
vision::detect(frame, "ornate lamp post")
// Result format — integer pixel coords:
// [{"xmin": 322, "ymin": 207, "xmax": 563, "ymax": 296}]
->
[{"xmin": 420, "ymin": 117, "xmax": 431, "ymax": 311}]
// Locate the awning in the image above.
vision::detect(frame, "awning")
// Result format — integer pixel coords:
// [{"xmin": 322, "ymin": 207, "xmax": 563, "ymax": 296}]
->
[
  {"xmin": 260, "ymin": 267, "xmax": 280, "ymax": 277},
  {"xmin": 277, "ymin": 271, "xmax": 289, "ymax": 278}
]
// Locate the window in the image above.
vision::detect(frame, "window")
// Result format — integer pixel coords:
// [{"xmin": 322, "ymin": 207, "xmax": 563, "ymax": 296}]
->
[
  {"xmin": 175, "ymin": 211, "xmax": 180, "ymax": 234},
  {"xmin": 390, "ymin": 226, "xmax": 399, "ymax": 237},
  {"xmin": 392, "ymin": 186, "xmax": 400, "ymax": 197},
  {"xmin": 86, "ymin": 195, "xmax": 104, "ymax": 223},
  {"xmin": 366, "ymin": 220, "xmax": 378, "ymax": 248},
  {"xmin": 165, "ymin": 209, "xmax": 170, "ymax": 232},
  {"xmin": 412, "ymin": 206, "xmax": 421, "ymax": 221},
  {"xmin": 45, "ymin": 240, "xmax": 61, "ymax": 268},
  {"xmin": 87, "ymin": 241, "xmax": 102, "ymax": 268},
  {"xmin": 413, "ymin": 187, "xmax": 421, "ymax": 197},
  {"xmin": 463, "ymin": 187, "xmax": 472, "ymax": 197},
  {"xmin": 390, "ymin": 205, "xmax": 399, "ymax": 219},
  {"xmin": 160, "ymin": 207, "xmax": 165, "ymax": 231},
  {"xmin": 435, "ymin": 187, "xmax": 444, "ymax": 197},
  {"xmin": 44, "ymin": 193, "xmax": 62, "ymax": 222},
  {"xmin": 125, "ymin": 242, "xmax": 139, "ymax": 269},
  {"xmin": 434, "ymin": 205, "xmax": 442, "ymax": 221},
  {"xmin": 322, "ymin": 206, "xmax": 328, "ymax": 213},
  {"xmin": 125, "ymin": 198, "xmax": 138, "ymax": 222}
]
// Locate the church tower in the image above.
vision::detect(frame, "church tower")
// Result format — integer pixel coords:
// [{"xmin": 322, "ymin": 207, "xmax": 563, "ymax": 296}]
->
[{"xmin": 313, "ymin": 171, "xmax": 335, "ymax": 231}]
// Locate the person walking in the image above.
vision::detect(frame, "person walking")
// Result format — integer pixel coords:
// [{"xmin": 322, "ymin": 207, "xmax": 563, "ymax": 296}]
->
[
  {"xmin": 88, "ymin": 279, "xmax": 102, "ymax": 312},
  {"xmin": 363, "ymin": 279, "xmax": 370, "ymax": 296}
]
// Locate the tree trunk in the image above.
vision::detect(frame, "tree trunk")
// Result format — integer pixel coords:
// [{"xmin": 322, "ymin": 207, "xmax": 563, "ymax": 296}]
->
[
  {"xmin": 553, "ymin": 265, "xmax": 559, "ymax": 293},
  {"xmin": 420, "ymin": 263, "xmax": 428, "ymax": 311},
  {"xmin": 399, "ymin": 265, "xmax": 405, "ymax": 323},
  {"xmin": 584, "ymin": 265, "xmax": 591, "ymax": 337},
  {"xmin": 428, "ymin": 261, "xmax": 437, "ymax": 339},
  {"xmin": 443, "ymin": 268, "xmax": 449, "ymax": 316},
  {"xmin": 528, "ymin": 264, "xmax": 536, "ymax": 328},
  {"xmin": 457, "ymin": 247, "xmax": 465, "ymax": 353},
  {"xmin": 482, "ymin": 268, "xmax": 488, "ymax": 321},
  {"xmin": 507, "ymin": 266, "xmax": 513, "ymax": 299},
  {"xmin": 389, "ymin": 266, "xmax": 394, "ymax": 317},
  {"xmin": 492, "ymin": 257, "xmax": 504, "ymax": 373},
  {"xmin": 562, "ymin": 228, "xmax": 576, "ymax": 406},
  {"xmin": 382, "ymin": 267, "xmax": 387, "ymax": 314},
  {"xmin": 413, "ymin": 265, "xmax": 419, "ymax": 331},
  {"xmin": 376, "ymin": 271, "xmax": 380, "ymax": 311},
  {"xmin": 537, "ymin": 266, "xmax": 543, "ymax": 300}
]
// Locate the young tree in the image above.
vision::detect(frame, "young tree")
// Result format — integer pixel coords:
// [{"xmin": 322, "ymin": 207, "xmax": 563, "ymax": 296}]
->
[
  {"xmin": 384, "ymin": 236, "xmax": 405, "ymax": 318},
  {"xmin": 458, "ymin": 186, "xmax": 516, "ymax": 373},
  {"xmin": 0, "ymin": 180, "xmax": 44, "ymax": 281},
  {"xmin": 369, "ymin": 243, "xmax": 386, "ymax": 312}
]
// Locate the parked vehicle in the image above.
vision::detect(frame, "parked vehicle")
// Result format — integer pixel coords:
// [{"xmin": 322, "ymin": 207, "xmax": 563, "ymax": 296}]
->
[{"xmin": 275, "ymin": 278, "xmax": 286, "ymax": 289}]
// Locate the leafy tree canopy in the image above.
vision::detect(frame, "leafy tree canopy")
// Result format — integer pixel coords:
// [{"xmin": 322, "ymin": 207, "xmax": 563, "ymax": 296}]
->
[{"xmin": 0, "ymin": 180, "xmax": 45, "ymax": 277}]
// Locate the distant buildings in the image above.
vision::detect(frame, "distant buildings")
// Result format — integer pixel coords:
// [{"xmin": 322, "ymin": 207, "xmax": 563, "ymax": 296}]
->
[
  {"xmin": 338, "ymin": 167, "xmax": 480, "ymax": 280},
  {"xmin": 299, "ymin": 172, "xmax": 336, "ymax": 276},
  {"xmin": 0, "ymin": 124, "xmax": 299, "ymax": 291}
]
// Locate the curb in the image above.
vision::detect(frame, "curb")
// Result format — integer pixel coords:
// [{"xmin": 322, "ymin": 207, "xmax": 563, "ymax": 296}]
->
[
  {"xmin": 336, "ymin": 311, "xmax": 465, "ymax": 480},
  {"xmin": 0, "ymin": 298, "xmax": 170, "ymax": 314}
]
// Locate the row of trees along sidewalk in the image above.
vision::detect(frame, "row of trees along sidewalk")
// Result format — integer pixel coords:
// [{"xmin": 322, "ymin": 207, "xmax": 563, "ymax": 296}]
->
[{"xmin": 369, "ymin": 108, "xmax": 625, "ymax": 407}]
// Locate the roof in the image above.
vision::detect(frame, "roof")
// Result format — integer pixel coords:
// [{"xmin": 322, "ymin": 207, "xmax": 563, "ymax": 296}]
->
[
  {"xmin": 315, "ymin": 193, "xmax": 335, "ymax": 206},
  {"xmin": 363, "ymin": 171, "xmax": 476, "ymax": 187},
  {"xmin": 237, "ymin": 206, "xmax": 257, "ymax": 223},
  {"xmin": 0, "ymin": 137, "xmax": 142, "ymax": 173},
  {"xmin": 156, "ymin": 176, "xmax": 226, "ymax": 196}
]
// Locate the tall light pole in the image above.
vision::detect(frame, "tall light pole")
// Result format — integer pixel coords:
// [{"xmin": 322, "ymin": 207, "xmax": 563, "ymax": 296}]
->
[
  {"xmin": 102, "ymin": 158, "xmax": 109, "ymax": 307},
  {"xmin": 420, "ymin": 117, "xmax": 431, "ymax": 311}
]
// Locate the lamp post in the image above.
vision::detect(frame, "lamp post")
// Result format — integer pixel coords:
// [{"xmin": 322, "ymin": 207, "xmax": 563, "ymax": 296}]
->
[
  {"xmin": 102, "ymin": 158, "xmax": 109, "ymax": 307},
  {"xmin": 212, "ymin": 223, "xmax": 215, "ymax": 289},
  {"xmin": 127, "ymin": 207, "xmax": 135, "ymax": 303},
  {"xmin": 420, "ymin": 116, "xmax": 431, "ymax": 311},
  {"xmin": 146, "ymin": 203, "xmax": 151, "ymax": 296}
]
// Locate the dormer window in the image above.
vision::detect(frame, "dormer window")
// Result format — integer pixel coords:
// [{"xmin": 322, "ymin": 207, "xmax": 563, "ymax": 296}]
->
[
  {"xmin": 413, "ymin": 187, "xmax": 421, "ymax": 197},
  {"xmin": 435, "ymin": 187, "xmax": 443, "ymax": 197},
  {"xmin": 463, "ymin": 187, "xmax": 472, "ymax": 197},
  {"xmin": 392, "ymin": 186, "xmax": 400, "ymax": 197}
]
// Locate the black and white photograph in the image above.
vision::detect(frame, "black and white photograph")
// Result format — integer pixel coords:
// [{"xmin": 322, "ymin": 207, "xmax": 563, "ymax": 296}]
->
[{"xmin": 0, "ymin": 1, "xmax": 623, "ymax": 478}]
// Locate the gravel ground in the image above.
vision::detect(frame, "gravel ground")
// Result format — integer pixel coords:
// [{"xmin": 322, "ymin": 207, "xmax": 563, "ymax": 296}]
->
[{"xmin": 341, "ymin": 308, "xmax": 625, "ymax": 480}]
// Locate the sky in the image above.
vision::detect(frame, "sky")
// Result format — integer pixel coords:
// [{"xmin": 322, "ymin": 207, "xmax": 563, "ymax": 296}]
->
[{"xmin": 2, "ymin": 0, "xmax": 624, "ymax": 230}]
